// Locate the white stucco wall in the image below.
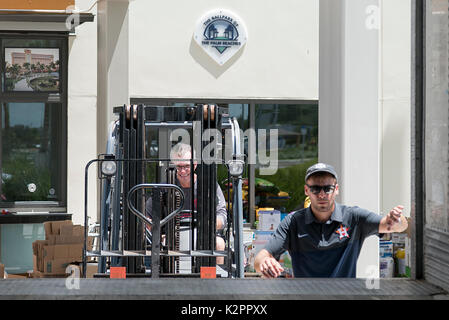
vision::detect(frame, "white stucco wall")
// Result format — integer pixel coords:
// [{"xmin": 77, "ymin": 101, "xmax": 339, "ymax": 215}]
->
[
  {"xmin": 380, "ymin": 0, "xmax": 411, "ymax": 218},
  {"xmin": 319, "ymin": 0, "xmax": 411, "ymax": 278},
  {"xmin": 129, "ymin": 0, "xmax": 319, "ymax": 100},
  {"xmin": 68, "ymin": 0, "xmax": 98, "ymax": 225},
  {"xmin": 65, "ymin": 0, "xmax": 411, "ymax": 276}
]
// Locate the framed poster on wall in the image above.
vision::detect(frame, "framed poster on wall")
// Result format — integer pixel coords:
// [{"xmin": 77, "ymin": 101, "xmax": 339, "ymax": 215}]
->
[{"xmin": 4, "ymin": 47, "xmax": 60, "ymax": 92}]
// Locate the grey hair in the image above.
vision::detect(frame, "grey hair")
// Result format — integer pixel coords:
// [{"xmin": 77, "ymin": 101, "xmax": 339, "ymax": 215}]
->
[{"xmin": 170, "ymin": 143, "xmax": 193, "ymax": 161}]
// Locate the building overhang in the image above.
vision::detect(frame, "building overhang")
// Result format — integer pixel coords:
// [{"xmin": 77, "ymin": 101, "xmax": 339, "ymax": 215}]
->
[{"xmin": 0, "ymin": 11, "xmax": 95, "ymax": 32}]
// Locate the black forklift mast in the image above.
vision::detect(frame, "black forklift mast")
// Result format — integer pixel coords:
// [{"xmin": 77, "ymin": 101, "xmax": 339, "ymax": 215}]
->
[{"xmin": 83, "ymin": 104, "xmax": 244, "ymax": 278}]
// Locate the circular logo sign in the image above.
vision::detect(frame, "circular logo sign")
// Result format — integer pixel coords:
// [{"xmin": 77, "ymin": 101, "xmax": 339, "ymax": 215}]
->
[{"xmin": 194, "ymin": 9, "xmax": 248, "ymax": 65}]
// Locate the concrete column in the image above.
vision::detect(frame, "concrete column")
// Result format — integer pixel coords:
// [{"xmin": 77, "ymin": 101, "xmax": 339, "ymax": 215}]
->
[
  {"xmin": 97, "ymin": 0, "xmax": 129, "ymax": 156},
  {"xmin": 319, "ymin": 0, "xmax": 380, "ymax": 278}
]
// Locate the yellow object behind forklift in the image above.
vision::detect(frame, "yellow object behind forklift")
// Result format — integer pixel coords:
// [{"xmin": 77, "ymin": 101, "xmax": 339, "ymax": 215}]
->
[{"xmin": 304, "ymin": 196, "xmax": 311, "ymax": 208}]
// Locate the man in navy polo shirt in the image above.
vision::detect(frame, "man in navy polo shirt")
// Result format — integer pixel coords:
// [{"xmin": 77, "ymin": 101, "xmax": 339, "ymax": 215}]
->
[{"xmin": 254, "ymin": 163, "xmax": 408, "ymax": 278}]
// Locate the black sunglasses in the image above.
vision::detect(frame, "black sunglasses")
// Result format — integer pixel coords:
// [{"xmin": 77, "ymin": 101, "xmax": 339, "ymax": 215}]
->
[{"xmin": 306, "ymin": 184, "xmax": 336, "ymax": 195}]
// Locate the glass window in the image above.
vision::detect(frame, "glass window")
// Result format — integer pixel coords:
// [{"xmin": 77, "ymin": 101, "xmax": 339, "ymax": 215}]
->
[
  {"xmin": 132, "ymin": 100, "xmax": 318, "ymax": 222},
  {"xmin": 1, "ymin": 102, "xmax": 64, "ymax": 203},
  {"xmin": 255, "ymin": 103, "xmax": 318, "ymax": 213},
  {"xmin": 0, "ymin": 35, "xmax": 67, "ymax": 210},
  {"xmin": 220, "ymin": 104, "xmax": 249, "ymax": 220},
  {"xmin": 1, "ymin": 223, "xmax": 45, "ymax": 274},
  {"xmin": 228, "ymin": 103, "xmax": 249, "ymax": 132}
]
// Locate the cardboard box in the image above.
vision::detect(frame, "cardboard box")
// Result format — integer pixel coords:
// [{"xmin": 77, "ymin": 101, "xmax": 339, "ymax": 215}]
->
[
  {"xmin": 33, "ymin": 240, "xmax": 49, "ymax": 272},
  {"xmin": 73, "ymin": 225, "xmax": 84, "ymax": 237},
  {"xmin": 43, "ymin": 258, "xmax": 73, "ymax": 274},
  {"xmin": 85, "ymin": 263, "xmax": 98, "ymax": 278},
  {"xmin": 60, "ymin": 224, "xmax": 73, "ymax": 236},
  {"xmin": 33, "ymin": 255, "xmax": 37, "ymax": 274},
  {"xmin": 51, "ymin": 220, "xmax": 73, "ymax": 235},
  {"xmin": 59, "ymin": 235, "xmax": 85, "ymax": 245},
  {"xmin": 33, "ymin": 240, "xmax": 48, "ymax": 255},
  {"xmin": 44, "ymin": 220, "xmax": 73, "ymax": 239},
  {"xmin": 42, "ymin": 243, "xmax": 83, "ymax": 260},
  {"xmin": 43, "ymin": 222, "xmax": 52, "ymax": 238},
  {"xmin": 5, "ymin": 273, "xmax": 29, "ymax": 279},
  {"xmin": 68, "ymin": 243, "xmax": 83, "ymax": 260},
  {"xmin": 32, "ymin": 271, "xmax": 68, "ymax": 278},
  {"xmin": 60, "ymin": 224, "xmax": 84, "ymax": 237},
  {"xmin": 32, "ymin": 220, "xmax": 90, "ymax": 275}
]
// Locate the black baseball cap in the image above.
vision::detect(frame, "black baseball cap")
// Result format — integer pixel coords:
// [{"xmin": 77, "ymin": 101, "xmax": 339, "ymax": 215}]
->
[{"xmin": 305, "ymin": 163, "xmax": 338, "ymax": 182}]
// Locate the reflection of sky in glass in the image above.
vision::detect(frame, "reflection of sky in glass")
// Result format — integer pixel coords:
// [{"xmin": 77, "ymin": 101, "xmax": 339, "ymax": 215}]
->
[
  {"xmin": 4, "ymin": 103, "xmax": 44, "ymax": 128},
  {"xmin": 229, "ymin": 104, "xmax": 248, "ymax": 120}
]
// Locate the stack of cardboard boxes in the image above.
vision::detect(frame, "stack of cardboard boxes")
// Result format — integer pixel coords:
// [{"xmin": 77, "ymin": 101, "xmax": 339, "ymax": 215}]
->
[{"xmin": 32, "ymin": 220, "xmax": 91, "ymax": 277}]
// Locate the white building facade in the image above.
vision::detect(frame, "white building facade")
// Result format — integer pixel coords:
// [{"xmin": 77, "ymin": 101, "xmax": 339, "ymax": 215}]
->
[{"xmin": 0, "ymin": 0, "xmax": 411, "ymax": 278}]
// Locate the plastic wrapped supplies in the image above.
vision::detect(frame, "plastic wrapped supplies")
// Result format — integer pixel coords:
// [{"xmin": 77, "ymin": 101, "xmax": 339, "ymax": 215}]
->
[
  {"xmin": 379, "ymin": 240, "xmax": 394, "ymax": 278},
  {"xmin": 380, "ymin": 257, "xmax": 394, "ymax": 278}
]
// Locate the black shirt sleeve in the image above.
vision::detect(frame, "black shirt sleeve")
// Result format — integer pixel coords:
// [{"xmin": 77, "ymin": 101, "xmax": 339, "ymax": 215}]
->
[{"xmin": 353, "ymin": 207, "xmax": 383, "ymax": 238}]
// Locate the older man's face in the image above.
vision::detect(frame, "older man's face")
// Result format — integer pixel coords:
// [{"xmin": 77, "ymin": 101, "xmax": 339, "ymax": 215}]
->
[
  {"xmin": 173, "ymin": 152, "xmax": 196, "ymax": 185},
  {"xmin": 175, "ymin": 160, "xmax": 192, "ymax": 178}
]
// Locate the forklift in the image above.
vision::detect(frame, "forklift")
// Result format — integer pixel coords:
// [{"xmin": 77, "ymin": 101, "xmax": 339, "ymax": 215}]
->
[{"xmin": 82, "ymin": 104, "xmax": 246, "ymax": 278}]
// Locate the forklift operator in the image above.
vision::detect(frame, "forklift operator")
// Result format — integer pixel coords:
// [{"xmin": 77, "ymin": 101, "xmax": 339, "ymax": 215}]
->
[
  {"xmin": 145, "ymin": 143, "xmax": 227, "ymax": 264},
  {"xmin": 254, "ymin": 163, "xmax": 408, "ymax": 278}
]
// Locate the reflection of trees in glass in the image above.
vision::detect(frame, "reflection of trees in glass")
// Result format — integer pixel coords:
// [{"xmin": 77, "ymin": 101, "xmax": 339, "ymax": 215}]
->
[
  {"xmin": 255, "ymin": 158, "xmax": 317, "ymax": 212},
  {"xmin": 256, "ymin": 104, "xmax": 318, "ymax": 161},
  {"xmin": 2, "ymin": 125, "xmax": 41, "ymax": 155},
  {"xmin": 252, "ymin": 104, "xmax": 318, "ymax": 212},
  {"xmin": 1, "ymin": 103, "xmax": 53, "ymax": 202},
  {"xmin": 1, "ymin": 39, "xmax": 65, "ymax": 203},
  {"xmin": 1, "ymin": 155, "xmax": 51, "ymax": 201}
]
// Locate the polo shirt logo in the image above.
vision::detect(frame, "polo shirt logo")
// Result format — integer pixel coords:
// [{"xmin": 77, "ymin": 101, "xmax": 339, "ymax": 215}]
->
[{"xmin": 336, "ymin": 224, "xmax": 350, "ymax": 240}]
